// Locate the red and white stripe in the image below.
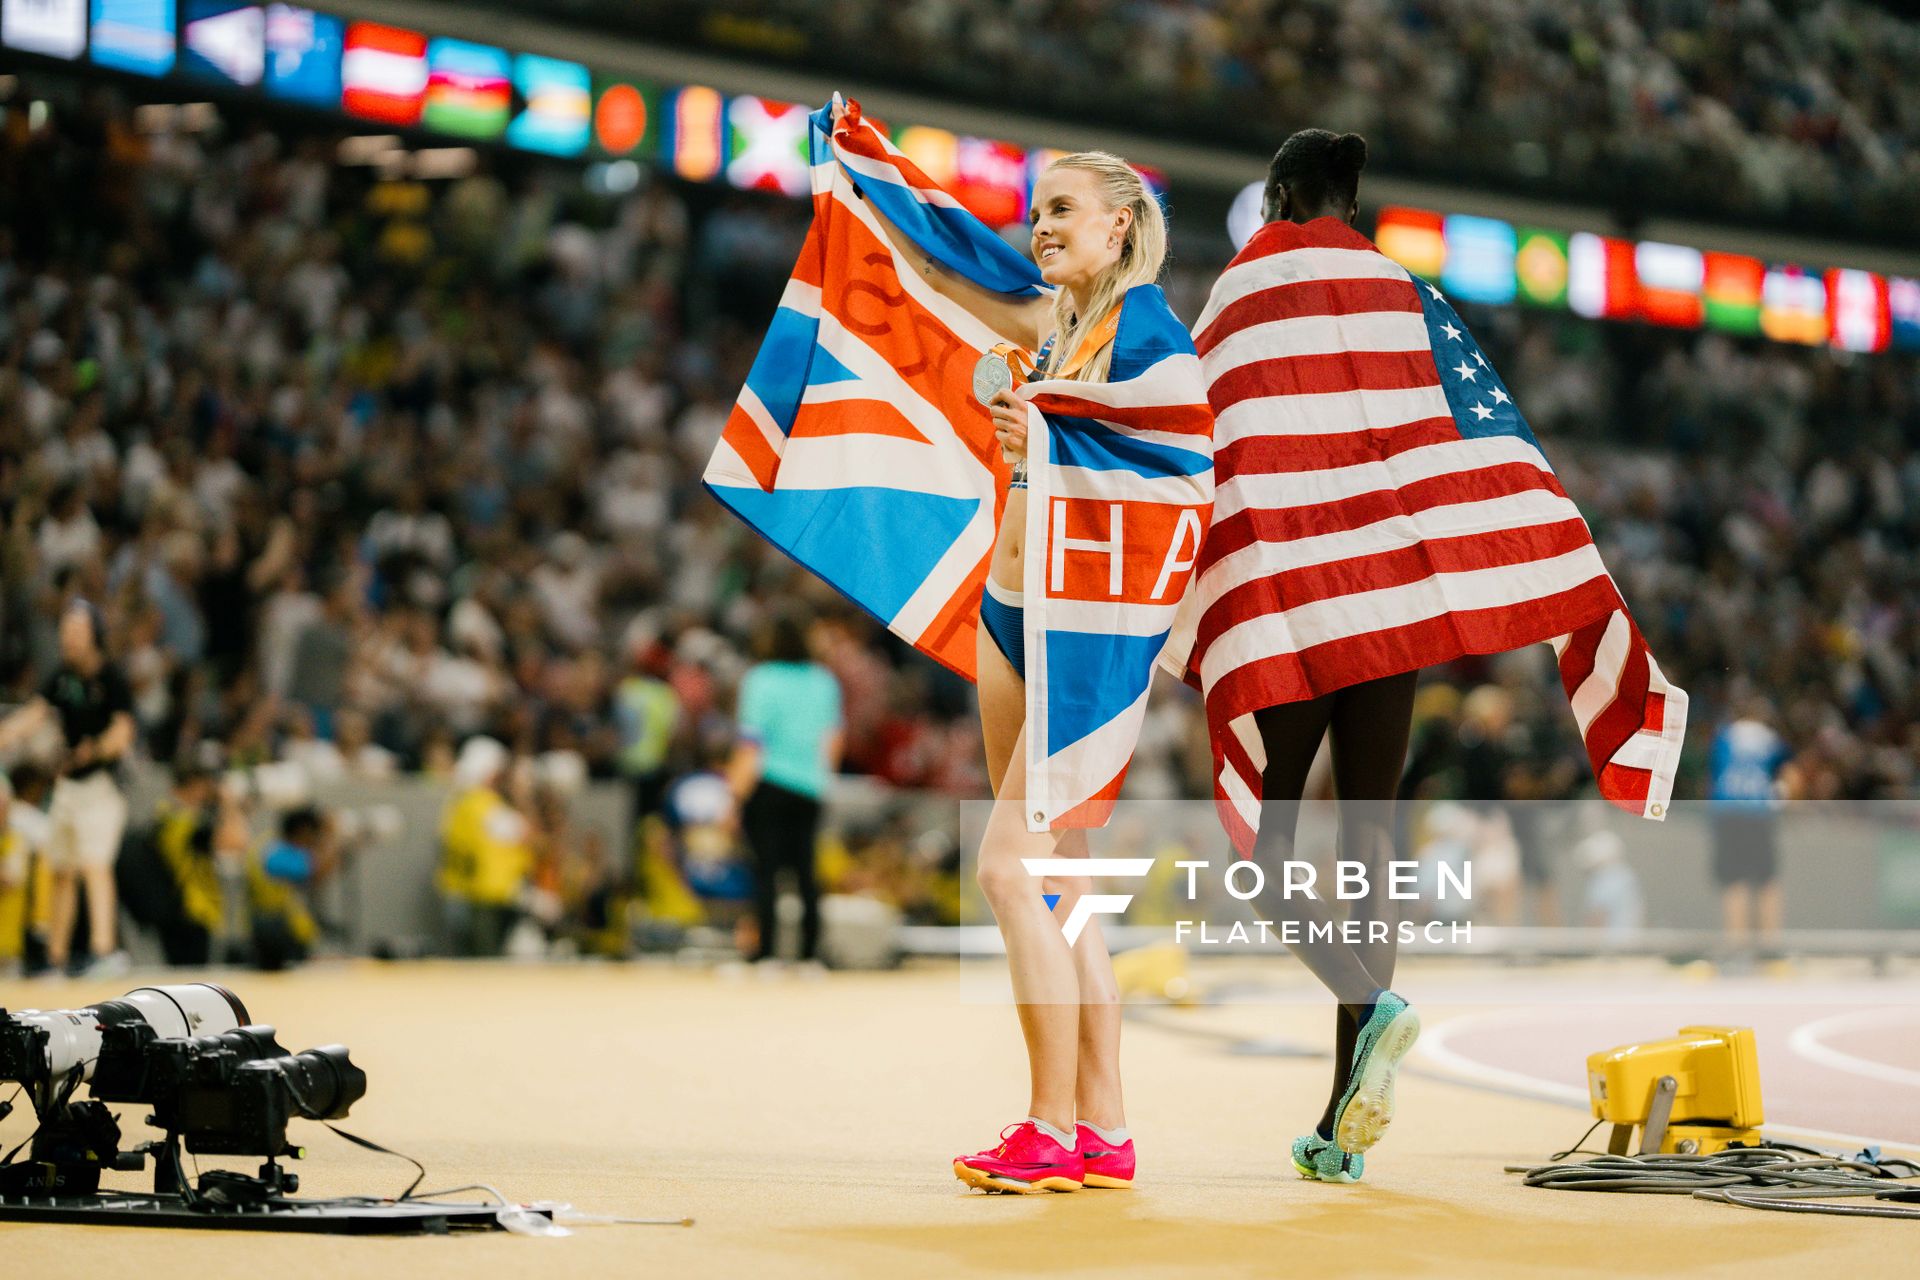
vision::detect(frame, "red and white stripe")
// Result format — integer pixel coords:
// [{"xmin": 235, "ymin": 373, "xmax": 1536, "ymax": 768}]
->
[{"xmin": 1166, "ymin": 220, "xmax": 1686, "ymax": 853}]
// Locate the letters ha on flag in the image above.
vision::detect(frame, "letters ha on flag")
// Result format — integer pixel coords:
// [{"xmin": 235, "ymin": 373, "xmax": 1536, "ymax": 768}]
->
[{"xmin": 703, "ymin": 99, "xmax": 1213, "ymax": 833}]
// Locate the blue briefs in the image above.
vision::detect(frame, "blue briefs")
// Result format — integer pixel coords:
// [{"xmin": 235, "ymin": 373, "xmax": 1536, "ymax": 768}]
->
[{"xmin": 980, "ymin": 578, "xmax": 1024, "ymax": 679}]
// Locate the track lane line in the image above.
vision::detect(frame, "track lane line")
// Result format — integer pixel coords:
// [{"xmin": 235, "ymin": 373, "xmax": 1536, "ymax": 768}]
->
[
  {"xmin": 1787, "ymin": 1008, "xmax": 1920, "ymax": 1090},
  {"xmin": 1416, "ymin": 1007, "xmax": 1920, "ymax": 1154}
]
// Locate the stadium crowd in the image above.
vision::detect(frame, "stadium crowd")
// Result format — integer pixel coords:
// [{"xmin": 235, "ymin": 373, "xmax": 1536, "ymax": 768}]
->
[
  {"xmin": 636, "ymin": 0, "xmax": 1920, "ymax": 240},
  {"xmin": 0, "ymin": 89, "xmax": 1915, "ymax": 968}
]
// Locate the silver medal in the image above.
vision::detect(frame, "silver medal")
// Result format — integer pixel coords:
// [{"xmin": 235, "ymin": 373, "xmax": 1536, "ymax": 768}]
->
[{"xmin": 972, "ymin": 350, "xmax": 1014, "ymax": 404}]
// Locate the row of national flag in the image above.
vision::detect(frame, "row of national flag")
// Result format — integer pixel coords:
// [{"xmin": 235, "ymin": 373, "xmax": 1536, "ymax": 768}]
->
[
  {"xmin": 14, "ymin": 0, "xmax": 1116, "ymax": 228},
  {"xmin": 1373, "ymin": 206, "xmax": 1920, "ymax": 354}
]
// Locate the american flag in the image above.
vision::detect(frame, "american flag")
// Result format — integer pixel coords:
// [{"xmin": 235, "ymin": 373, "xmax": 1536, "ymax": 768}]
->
[
  {"xmin": 705, "ymin": 100, "xmax": 1213, "ymax": 831},
  {"xmin": 1162, "ymin": 217, "xmax": 1687, "ymax": 854}
]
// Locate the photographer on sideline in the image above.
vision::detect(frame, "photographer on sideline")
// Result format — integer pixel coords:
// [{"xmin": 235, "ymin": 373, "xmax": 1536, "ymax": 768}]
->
[
  {"xmin": 146, "ymin": 746, "xmax": 251, "ymax": 965},
  {"xmin": 0, "ymin": 772, "xmax": 51, "ymax": 976},
  {"xmin": 250, "ymin": 805, "xmax": 337, "ymax": 970},
  {"xmin": 437, "ymin": 737, "xmax": 532, "ymax": 956},
  {"xmin": 0, "ymin": 601, "xmax": 138, "ymax": 976}
]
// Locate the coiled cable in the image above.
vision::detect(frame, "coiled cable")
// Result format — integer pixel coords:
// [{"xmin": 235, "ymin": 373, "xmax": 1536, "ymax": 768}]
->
[{"xmin": 1508, "ymin": 1142, "xmax": 1920, "ymax": 1219}]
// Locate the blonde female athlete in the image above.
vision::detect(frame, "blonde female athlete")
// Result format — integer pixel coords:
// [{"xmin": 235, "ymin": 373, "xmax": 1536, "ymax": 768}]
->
[{"xmin": 853, "ymin": 130, "xmax": 1170, "ymax": 1192}]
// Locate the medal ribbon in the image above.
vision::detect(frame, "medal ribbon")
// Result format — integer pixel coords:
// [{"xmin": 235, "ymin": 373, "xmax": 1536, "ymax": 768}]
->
[
  {"xmin": 1051, "ymin": 304, "xmax": 1122, "ymax": 380},
  {"xmin": 989, "ymin": 342, "xmax": 1036, "ymax": 388}
]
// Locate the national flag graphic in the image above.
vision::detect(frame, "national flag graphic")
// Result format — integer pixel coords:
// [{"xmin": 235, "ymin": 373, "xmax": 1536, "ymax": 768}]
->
[
  {"xmin": 953, "ymin": 135, "xmax": 1029, "ymax": 229},
  {"xmin": 593, "ymin": 79, "xmax": 651, "ymax": 155},
  {"xmin": 1702, "ymin": 252, "xmax": 1764, "ymax": 335},
  {"xmin": 341, "ymin": 21, "xmax": 427, "ymax": 125},
  {"xmin": 1027, "ymin": 146, "xmax": 1068, "ymax": 201},
  {"xmin": 704, "ymin": 100, "xmax": 1213, "ymax": 831},
  {"xmin": 662, "ymin": 84, "xmax": 724, "ymax": 181},
  {"xmin": 1514, "ymin": 228, "xmax": 1569, "ymax": 307},
  {"xmin": 1760, "ymin": 265, "xmax": 1827, "ymax": 346},
  {"xmin": 1440, "ymin": 214, "xmax": 1516, "ymax": 306},
  {"xmin": 418, "ymin": 40, "xmax": 506, "ymax": 141},
  {"xmin": 263, "ymin": 4, "xmax": 340, "ymax": 108},
  {"xmin": 422, "ymin": 38, "xmax": 510, "ymax": 140},
  {"xmin": 505, "ymin": 53, "xmax": 590, "ymax": 157},
  {"xmin": 1167, "ymin": 218, "xmax": 1686, "ymax": 852},
  {"xmin": 726, "ymin": 95, "xmax": 809, "ymax": 197},
  {"xmin": 89, "ymin": 0, "xmax": 176, "ymax": 76},
  {"xmin": 181, "ymin": 0, "xmax": 264, "ymax": 86},
  {"xmin": 3, "ymin": 0, "xmax": 84, "ymax": 58},
  {"xmin": 893, "ymin": 124, "xmax": 958, "ymax": 189},
  {"xmin": 1567, "ymin": 232, "xmax": 1638, "ymax": 320},
  {"xmin": 1373, "ymin": 206, "xmax": 1444, "ymax": 281},
  {"xmin": 1890, "ymin": 277, "xmax": 1920, "ymax": 353},
  {"xmin": 1826, "ymin": 269, "xmax": 1890, "ymax": 354},
  {"xmin": 1633, "ymin": 242, "xmax": 1705, "ymax": 329}
]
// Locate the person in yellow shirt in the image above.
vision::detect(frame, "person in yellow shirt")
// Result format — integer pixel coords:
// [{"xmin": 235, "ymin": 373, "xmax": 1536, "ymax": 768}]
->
[
  {"xmin": 149, "ymin": 752, "xmax": 246, "ymax": 966},
  {"xmin": 438, "ymin": 737, "xmax": 532, "ymax": 956},
  {"xmin": 0, "ymin": 771, "xmax": 52, "ymax": 976}
]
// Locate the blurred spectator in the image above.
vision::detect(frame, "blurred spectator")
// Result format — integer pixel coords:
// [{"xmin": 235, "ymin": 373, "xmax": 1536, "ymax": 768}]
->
[
  {"xmin": 1456, "ymin": 681, "xmax": 1583, "ymax": 925},
  {"xmin": 286, "ymin": 578, "xmax": 361, "ymax": 734},
  {"xmin": 134, "ymin": 744, "xmax": 245, "ymax": 966},
  {"xmin": 729, "ymin": 611, "xmax": 843, "ymax": 964},
  {"xmin": 1410, "ymin": 802, "xmax": 1477, "ymax": 925},
  {"xmin": 613, "ymin": 630, "xmax": 682, "ymax": 836},
  {"xmin": 250, "ymin": 805, "xmax": 336, "ymax": 969},
  {"xmin": 437, "ymin": 736, "xmax": 533, "ymax": 956},
  {"xmin": 1573, "ymin": 827, "xmax": 1645, "ymax": 938},
  {"xmin": 625, "ymin": 0, "xmax": 1920, "ymax": 239},
  {"xmin": 666, "ymin": 741, "xmax": 753, "ymax": 924},
  {"xmin": 0, "ymin": 771, "xmax": 51, "ymax": 977},
  {"xmin": 1708, "ymin": 697, "xmax": 1797, "ymax": 955},
  {"xmin": 0, "ymin": 601, "xmax": 137, "ymax": 975}
]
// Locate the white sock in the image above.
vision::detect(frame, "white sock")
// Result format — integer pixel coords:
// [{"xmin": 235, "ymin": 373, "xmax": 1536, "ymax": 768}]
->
[
  {"xmin": 1028, "ymin": 1116, "xmax": 1075, "ymax": 1149},
  {"xmin": 1079, "ymin": 1120, "xmax": 1130, "ymax": 1146}
]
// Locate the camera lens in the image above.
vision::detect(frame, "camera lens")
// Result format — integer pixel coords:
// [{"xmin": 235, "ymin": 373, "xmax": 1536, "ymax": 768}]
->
[
  {"xmin": 283, "ymin": 1046, "xmax": 366, "ymax": 1120},
  {"xmin": 3, "ymin": 984, "xmax": 251, "ymax": 1086}
]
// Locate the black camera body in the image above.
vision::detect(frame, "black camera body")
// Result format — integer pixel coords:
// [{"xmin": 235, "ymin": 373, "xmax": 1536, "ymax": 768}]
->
[
  {"xmin": 0, "ymin": 1014, "xmax": 50, "ymax": 1090},
  {"xmin": 0, "ymin": 990, "xmax": 364, "ymax": 1202},
  {"xmin": 0, "ymin": 990, "xmax": 514, "ymax": 1234},
  {"xmin": 91, "ymin": 1023, "xmax": 366, "ymax": 1157}
]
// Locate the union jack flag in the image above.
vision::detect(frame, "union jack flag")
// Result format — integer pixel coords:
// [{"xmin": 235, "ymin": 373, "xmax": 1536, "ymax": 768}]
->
[
  {"xmin": 1163, "ymin": 217, "xmax": 1687, "ymax": 853},
  {"xmin": 704, "ymin": 100, "xmax": 1213, "ymax": 831}
]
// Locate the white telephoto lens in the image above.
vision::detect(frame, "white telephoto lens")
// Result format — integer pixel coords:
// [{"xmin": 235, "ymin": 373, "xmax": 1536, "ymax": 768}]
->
[{"xmin": 15, "ymin": 983, "xmax": 250, "ymax": 1082}]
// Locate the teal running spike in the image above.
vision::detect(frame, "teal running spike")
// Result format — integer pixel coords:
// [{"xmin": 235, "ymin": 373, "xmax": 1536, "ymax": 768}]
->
[
  {"xmin": 1333, "ymin": 991, "xmax": 1420, "ymax": 1154},
  {"xmin": 1290, "ymin": 1132, "xmax": 1363, "ymax": 1184}
]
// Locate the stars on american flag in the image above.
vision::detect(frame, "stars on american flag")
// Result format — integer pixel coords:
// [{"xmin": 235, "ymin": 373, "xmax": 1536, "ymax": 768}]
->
[{"xmin": 1425, "ymin": 296, "xmax": 1528, "ymax": 440}]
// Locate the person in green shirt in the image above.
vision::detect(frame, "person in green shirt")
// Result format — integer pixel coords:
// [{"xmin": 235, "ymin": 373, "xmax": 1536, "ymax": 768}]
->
[
  {"xmin": 613, "ymin": 640, "xmax": 682, "ymax": 839},
  {"xmin": 728, "ymin": 611, "xmax": 842, "ymax": 964}
]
